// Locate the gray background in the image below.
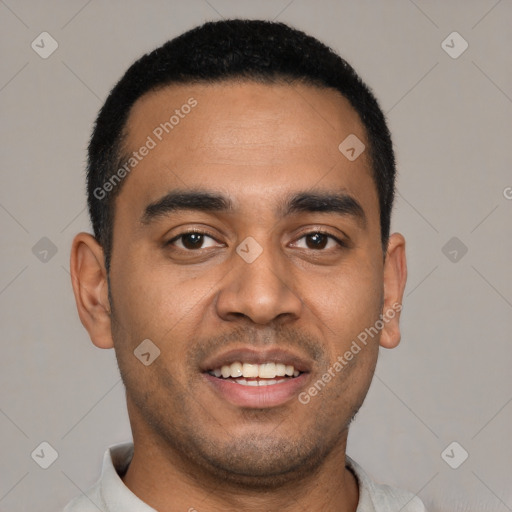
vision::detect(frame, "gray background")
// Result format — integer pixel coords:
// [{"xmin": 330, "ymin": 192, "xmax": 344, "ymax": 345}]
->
[{"xmin": 1, "ymin": 1, "xmax": 511, "ymax": 511}]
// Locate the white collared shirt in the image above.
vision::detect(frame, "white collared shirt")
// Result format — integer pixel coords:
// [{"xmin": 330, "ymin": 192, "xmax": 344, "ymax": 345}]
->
[{"xmin": 64, "ymin": 442, "xmax": 427, "ymax": 511}]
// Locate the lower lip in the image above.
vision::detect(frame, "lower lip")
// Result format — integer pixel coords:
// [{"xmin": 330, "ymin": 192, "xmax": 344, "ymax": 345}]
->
[{"xmin": 204, "ymin": 373, "xmax": 309, "ymax": 408}]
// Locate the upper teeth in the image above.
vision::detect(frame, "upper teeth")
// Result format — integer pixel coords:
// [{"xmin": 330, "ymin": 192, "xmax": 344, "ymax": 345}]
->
[{"xmin": 211, "ymin": 362, "xmax": 300, "ymax": 379}]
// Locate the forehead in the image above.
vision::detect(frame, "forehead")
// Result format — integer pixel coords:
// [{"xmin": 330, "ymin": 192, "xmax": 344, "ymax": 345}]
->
[
  {"xmin": 125, "ymin": 80, "xmax": 365, "ymax": 152},
  {"xmin": 117, "ymin": 81, "xmax": 376, "ymax": 218}
]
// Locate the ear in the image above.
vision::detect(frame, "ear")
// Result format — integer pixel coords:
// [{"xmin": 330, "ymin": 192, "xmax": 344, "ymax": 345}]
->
[
  {"xmin": 379, "ymin": 232, "xmax": 407, "ymax": 349},
  {"xmin": 70, "ymin": 232, "xmax": 114, "ymax": 349}
]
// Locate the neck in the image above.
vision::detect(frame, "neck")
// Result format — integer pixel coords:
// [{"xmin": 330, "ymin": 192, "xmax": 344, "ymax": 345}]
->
[{"xmin": 121, "ymin": 423, "xmax": 359, "ymax": 512}]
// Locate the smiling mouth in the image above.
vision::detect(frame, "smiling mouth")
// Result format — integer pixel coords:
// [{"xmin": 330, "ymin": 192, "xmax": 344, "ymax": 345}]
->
[{"xmin": 207, "ymin": 361, "xmax": 302, "ymax": 387}]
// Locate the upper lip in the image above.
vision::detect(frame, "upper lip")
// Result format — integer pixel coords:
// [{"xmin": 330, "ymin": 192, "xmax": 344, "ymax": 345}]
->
[{"xmin": 201, "ymin": 347, "xmax": 313, "ymax": 373}]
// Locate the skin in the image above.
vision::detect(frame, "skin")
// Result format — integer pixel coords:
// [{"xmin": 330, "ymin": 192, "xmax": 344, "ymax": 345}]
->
[{"xmin": 70, "ymin": 81, "xmax": 407, "ymax": 512}]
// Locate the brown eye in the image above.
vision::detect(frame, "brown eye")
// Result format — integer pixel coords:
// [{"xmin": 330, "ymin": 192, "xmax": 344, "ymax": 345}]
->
[
  {"xmin": 305, "ymin": 233, "xmax": 329, "ymax": 249},
  {"xmin": 181, "ymin": 233, "xmax": 205, "ymax": 249},
  {"xmin": 168, "ymin": 232, "xmax": 220, "ymax": 251},
  {"xmin": 292, "ymin": 231, "xmax": 343, "ymax": 251}
]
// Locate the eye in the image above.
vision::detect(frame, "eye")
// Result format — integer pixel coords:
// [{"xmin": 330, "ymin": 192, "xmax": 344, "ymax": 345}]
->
[
  {"xmin": 167, "ymin": 231, "xmax": 221, "ymax": 250},
  {"xmin": 291, "ymin": 231, "xmax": 345, "ymax": 251}
]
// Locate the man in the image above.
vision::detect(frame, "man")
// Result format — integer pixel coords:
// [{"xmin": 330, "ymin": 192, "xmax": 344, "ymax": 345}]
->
[{"xmin": 66, "ymin": 18, "xmax": 423, "ymax": 511}]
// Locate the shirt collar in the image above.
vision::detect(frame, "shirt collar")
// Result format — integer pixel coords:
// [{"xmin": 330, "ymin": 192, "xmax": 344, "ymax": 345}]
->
[
  {"xmin": 99, "ymin": 442, "xmax": 156, "ymax": 511},
  {"xmin": 346, "ymin": 455, "xmax": 377, "ymax": 512}
]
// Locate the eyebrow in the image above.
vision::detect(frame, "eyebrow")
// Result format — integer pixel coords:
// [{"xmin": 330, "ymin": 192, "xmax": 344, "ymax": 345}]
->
[
  {"xmin": 141, "ymin": 189, "xmax": 233, "ymax": 224},
  {"xmin": 140, "ymin": 188, "xmax": 366, "ymax": 227},
  {"xmin": 281, "ymin": 190, "xmax": 366, "ymax": 227}
]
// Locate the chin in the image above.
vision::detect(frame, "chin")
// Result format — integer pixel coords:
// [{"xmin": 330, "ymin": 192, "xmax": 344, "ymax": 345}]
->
[{"xmin": 185, "ymin": 433, "xmax": 333, "ymax": 489}]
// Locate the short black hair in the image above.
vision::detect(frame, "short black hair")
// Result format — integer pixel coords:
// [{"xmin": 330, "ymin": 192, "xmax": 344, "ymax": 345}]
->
[{"xmin": 87, "ymin": 19, "xmax": 396, "ymax": 270}]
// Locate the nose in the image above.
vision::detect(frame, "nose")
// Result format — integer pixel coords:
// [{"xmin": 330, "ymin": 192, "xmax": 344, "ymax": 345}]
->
[{"xmin": 215, "ymin": 241, "xmax": 304, "ymax": 325}]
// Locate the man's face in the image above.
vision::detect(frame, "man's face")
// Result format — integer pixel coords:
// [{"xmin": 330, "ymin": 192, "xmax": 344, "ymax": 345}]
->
[{"xmin": 106, "ymin": 82, "xmax": 388, "ymax": 484}]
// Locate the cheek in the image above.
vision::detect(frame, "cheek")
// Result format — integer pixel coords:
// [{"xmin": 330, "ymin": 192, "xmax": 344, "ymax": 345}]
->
[
  {"xmin": 109, "ymin": 255, "xmax": 221, "ymax": 345},
  {"xmin": 306, "ymin": 257, "xmax": 383, "ymax": 344}
]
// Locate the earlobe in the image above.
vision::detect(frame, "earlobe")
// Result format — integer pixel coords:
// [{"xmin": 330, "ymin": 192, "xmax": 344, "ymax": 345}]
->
[
  {"xmin": 379, "ymin": 233, "xmax": 407, "ymax": 349},
  {"xmin": 70, "ymin": 232, "xmax": 114, "ymax": 349}
]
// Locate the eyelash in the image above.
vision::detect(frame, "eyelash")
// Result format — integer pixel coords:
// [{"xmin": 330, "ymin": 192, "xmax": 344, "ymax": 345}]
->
[{"xmin": 166, "ymin": 229, "xmax": 347, "ymax": 251}]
